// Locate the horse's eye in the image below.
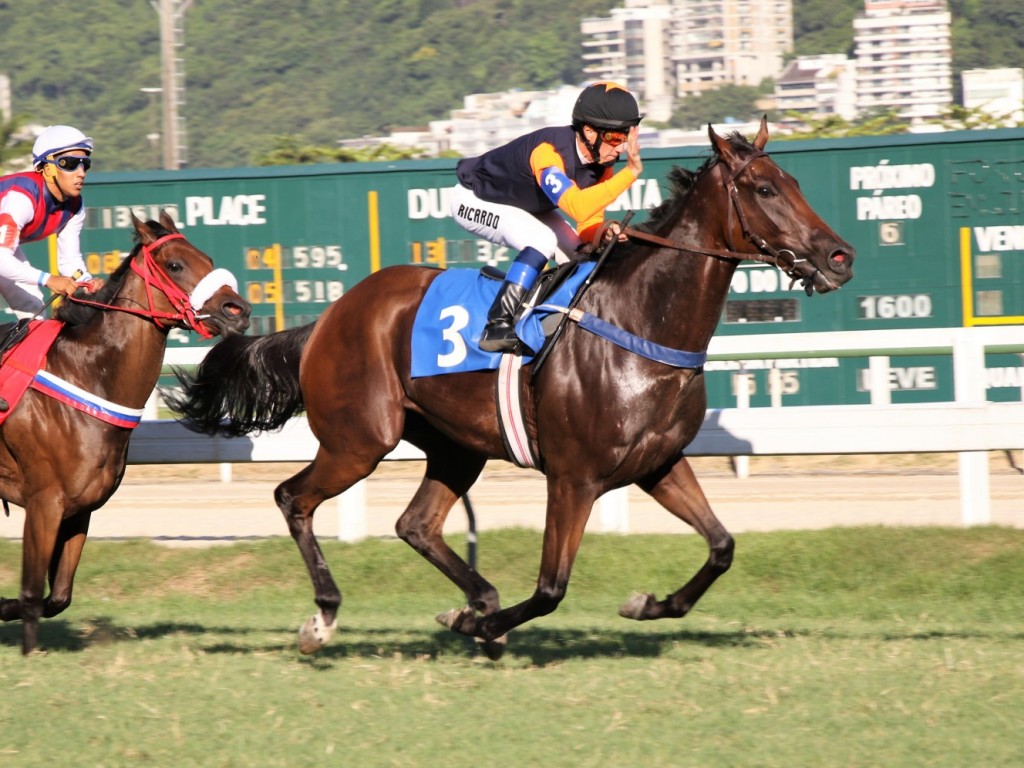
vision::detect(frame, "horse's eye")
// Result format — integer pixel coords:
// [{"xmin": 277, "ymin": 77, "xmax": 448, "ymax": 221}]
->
[
  {"xmin": 165, "ymin": 261, "xmax": 184, "ymax": 273},
  {"xmin": 756, "ymin": 184, "xmax": 774, "ymax": 198}
]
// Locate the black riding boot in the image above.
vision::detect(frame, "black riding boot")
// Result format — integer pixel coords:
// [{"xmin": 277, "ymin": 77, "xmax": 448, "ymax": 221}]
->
[{"xmin": 479, "ymin": 280, "xmax": 528, "ymax": 353}]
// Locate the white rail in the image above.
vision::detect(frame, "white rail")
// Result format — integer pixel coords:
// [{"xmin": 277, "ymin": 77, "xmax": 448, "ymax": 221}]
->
[{"xmin": 134, "ymin": 326, "xmax": 1024, "ymax": 532}]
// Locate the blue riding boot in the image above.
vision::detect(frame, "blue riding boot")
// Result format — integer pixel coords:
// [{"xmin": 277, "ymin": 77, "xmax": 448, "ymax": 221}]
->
[{"xmin": 479, "ymin": 246, "xmax": 548, "ymax": 353}]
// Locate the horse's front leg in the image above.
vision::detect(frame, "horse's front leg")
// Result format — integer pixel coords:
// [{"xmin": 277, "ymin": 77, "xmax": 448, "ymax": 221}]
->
[
  {"xmin": 7, "ymin": 497, "xmax": 65, "ymax": 654},
  {"xmin": 43, "ymin": 512, "xmax": 92, "ymax": 618},
  {"xmin": 438, "ymin": 477, "xmax": 598, "ymax": 644},
  {"xmin": 620, "ymin": 455, "xmax": 734, "ymax": 621}
]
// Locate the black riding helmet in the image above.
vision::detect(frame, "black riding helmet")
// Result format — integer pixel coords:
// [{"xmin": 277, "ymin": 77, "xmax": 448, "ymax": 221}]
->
[
  {"xmin": 572, "ymin": 82, "xmax": 643, "ymax": 163},
  {"xmin": 571, "ymin": 82, "xmax": 644, "ymax": 132}
]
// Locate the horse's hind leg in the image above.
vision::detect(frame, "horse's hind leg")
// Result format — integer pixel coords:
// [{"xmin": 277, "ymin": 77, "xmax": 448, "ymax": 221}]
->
[
  {"xmin": 391, "ymin": 441, "xmax": 504, "ymax": 656},
  {"xmin": 274, "ymin": 450, "xmax": 379, "ymax": 654},
  {"xmin": 620, "ymin": 455, "xmax": 734, "ymax": 621}
]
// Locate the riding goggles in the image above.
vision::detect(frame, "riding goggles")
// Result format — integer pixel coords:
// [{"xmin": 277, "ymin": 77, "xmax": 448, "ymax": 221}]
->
[
  {"xmin": 598, "ymin": 130, "xmax": 629, "ymax": 147},
  {"xmin": 46, "ymin": 155, "xmax": 92, "ymax": 172}
]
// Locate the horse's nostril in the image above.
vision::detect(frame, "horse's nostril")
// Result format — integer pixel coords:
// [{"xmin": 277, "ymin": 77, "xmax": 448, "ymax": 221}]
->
[{"xmin": 829, "ymin": 250, "xmax": 851, "ymax": 269}]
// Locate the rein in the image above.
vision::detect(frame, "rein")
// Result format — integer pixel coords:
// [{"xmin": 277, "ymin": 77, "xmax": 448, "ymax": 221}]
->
[
  {"xmin": 65, "ymin": 233, "xmax": 234, "ymax": 339},
  {"xmin": 623, "ymin": 150, "xmax": 818, "ymax": 294}
]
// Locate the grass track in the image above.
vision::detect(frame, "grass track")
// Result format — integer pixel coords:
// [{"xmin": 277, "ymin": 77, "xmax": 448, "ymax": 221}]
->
[{"xmin": 2, "ymin": 527, "xmax": 1023, "ymax": 767}]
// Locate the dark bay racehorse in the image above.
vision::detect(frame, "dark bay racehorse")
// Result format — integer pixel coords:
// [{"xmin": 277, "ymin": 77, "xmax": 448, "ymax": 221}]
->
[
  {"xmin": 0, "ymin": 212, "xmax": 251, "ymax": 654},
  {"xmin": 170, "ymin": 121, "xmax": 854, "ymax": 659}
]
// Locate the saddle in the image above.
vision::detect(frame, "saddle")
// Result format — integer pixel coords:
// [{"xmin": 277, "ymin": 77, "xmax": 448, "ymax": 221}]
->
[
  {"xmin": 0, "ymin": 320, "xmax": 63, "ymax": 425},
  {"xmin": 482, "ymin": 258, "xmax": 592, "ymax": 351}
]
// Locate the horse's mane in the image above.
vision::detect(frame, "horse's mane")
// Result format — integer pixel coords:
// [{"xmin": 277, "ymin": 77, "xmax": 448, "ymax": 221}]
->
[
  {"xmin": 636, "ymin": 131, "xmax": 754, "ymax": 239},
  {"xmin": 54, "ymin": 219, "xmax": 174, "ymax": 327}
]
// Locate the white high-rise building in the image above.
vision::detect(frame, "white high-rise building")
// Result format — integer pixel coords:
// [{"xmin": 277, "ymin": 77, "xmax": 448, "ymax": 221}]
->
[
  {"xmin": 581, "ymin": 0, "xmax": 793, "ymax": 115},
  {"xmin": 853, "ymin": 0, "xmax": 952, "ymax": 121},
  {"xmin": 581, "ymin": 1, "xmax": 675, "ymax": 121},
  {"xmin": 669, "ymin": 0, "xmax": 794, "ymax": 98}
]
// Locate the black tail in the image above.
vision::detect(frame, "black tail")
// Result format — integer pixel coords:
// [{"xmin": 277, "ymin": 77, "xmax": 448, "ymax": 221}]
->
[{"xmin": 164, "ymin": 324, "xmax": 316, "ymax": 437}]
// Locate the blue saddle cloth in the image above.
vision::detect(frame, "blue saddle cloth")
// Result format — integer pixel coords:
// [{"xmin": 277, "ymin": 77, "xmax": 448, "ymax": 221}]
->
[{"xmin": 410, "ymin": 263, "xmax": 595, "ymax": 378}]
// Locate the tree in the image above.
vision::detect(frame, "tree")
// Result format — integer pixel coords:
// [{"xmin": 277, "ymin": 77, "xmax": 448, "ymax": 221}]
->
[
  {"xmin": 669, "ymin": 84, "xmax": 775, "ymax": 130},
  {"xmin": 252, "ymin": 135, "xmax": 455, "ymax": 165},
  {"xmin": 0, "ymin": 112, "xmax": 33, "ymax": 174}
]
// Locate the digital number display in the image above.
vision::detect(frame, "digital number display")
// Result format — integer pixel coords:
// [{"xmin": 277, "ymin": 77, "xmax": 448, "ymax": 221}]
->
[
  {"xmin": 411, "ymin": 238, "xmax": 511, "ymax": 268},
  {"xmin": 724, "ymin": 299, "xmax": 800, "ymax": 324},
  {"xmin": 245, "ymin": 280, "xmax": 344, "ymax": 304}
]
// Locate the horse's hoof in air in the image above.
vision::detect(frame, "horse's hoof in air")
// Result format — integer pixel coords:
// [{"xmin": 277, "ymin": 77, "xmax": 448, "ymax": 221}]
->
[
  {"xmin": 476, "ymin": 633, "xmax": 508, "ymax": 661},
  {"xmin": 297, "ymin": 612, "xmax": 337, "ymax": 655},
  {"xmin": 618, "ymin": 592, "xmax": 656, "ymax": 620},
  {"xmin": 435, "ymin": 606, "xmax": 477, "ymax": 636}
]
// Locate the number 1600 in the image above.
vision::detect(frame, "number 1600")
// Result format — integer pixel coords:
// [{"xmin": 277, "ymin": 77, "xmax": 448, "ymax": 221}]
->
[{"xmin": 858, "ymin": 294, "xmax": 932, "ymax": 320}]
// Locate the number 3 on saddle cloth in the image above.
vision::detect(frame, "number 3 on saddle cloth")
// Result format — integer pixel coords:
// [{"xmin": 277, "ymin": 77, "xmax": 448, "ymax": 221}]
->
[
  {"xmin": 410, "ymin": 261, "xmax": 596, "ymax": 469},
  {"xmin": 0, "ymin": 320, "xmax": 145, "ymax": 428},
  {"xmin": 410, "ymin": 261, "xmax": 595, "ymax": 378}
]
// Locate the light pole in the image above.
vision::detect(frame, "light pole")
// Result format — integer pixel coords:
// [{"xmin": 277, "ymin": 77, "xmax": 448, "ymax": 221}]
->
[{"xmin": 141, "ymin": 87, "xmax": 162, "ymax": 169}]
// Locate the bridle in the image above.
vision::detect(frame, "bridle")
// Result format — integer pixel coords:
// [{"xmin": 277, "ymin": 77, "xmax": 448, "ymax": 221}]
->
[
  {"xmin": 621, "ymin": 149, "xmax": 830, "ymax": 295},
  {"xmin": 66, "ymin": 233, "xmax": 238, "ymax": 339}
]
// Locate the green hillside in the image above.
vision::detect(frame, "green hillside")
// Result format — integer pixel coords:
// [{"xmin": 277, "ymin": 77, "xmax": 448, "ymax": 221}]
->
[{"xmin": 0, "ymin": 0, "xmax": 1019, "ymax": 170}]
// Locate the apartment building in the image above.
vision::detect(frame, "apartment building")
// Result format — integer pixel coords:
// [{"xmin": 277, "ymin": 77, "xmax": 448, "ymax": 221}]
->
[
  {"xmin": 853, "ymin": 0, "xmax": 952, "ymax": 121},
  {"xmin": 581, "ymin": 1, "xmax": 675, "ymax": 121},
  {"xmin": 961, "ymin": 68, "xmax": 1024, "ymax": 125},
  {"xmin": 773, "ymin": 55, "xmax": 858, "ymax": 122},
  {"xmin": 581, "ymin": 0, "xmax": 792, "ymax": 112},
  {"xmin": 669, "ymin": 0, "xmax": 793, "ymax": 98}
]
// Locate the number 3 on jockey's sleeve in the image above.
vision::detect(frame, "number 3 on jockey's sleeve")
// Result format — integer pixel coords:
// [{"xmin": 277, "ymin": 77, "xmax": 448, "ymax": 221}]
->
[{"xmin": 541, "ymin": 167, "xmax": 570, "ymax": 205}]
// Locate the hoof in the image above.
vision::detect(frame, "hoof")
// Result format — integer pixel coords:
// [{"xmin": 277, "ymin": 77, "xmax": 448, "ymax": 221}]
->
[
  {"xmin": 435, "ymin": 606, "xmax": 477, "ymax": 636},
  {"xmin": 619, "ymin": 592, "xmax": 655, "ymax": 620},
  {"xmin": 476, "ymin": 633, "xmax": 508, "ymax": 661},
  {"xmin": 298, "ymin": 612, "xmax": 337, "ymax": 655}
]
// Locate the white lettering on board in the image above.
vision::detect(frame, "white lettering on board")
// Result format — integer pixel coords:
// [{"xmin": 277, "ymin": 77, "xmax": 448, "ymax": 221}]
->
[
  {"xmin": 184, "ymin": 195, "xmax": 267, "ymax": 226},
  {"xmin": 974, "ymin": 225, "xmax": 1024, "ymax": 251}
]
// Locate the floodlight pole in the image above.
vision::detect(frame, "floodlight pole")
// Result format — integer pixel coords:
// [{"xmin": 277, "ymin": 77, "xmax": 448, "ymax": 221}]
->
[{"xmin": 151, "ymin": 0, "xmax": 192, "ymax": 169}]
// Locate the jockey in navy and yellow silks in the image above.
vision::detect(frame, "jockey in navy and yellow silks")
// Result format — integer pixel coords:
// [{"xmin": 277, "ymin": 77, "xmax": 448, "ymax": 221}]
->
[{"xmin": 451, "ymin": 82, "xmax": 644, "ymax": 352}]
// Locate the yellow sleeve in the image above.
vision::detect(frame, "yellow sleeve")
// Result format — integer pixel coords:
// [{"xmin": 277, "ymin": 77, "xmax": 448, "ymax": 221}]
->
[{"xmin": 529, "ymin": 144, "xmax": 636, "ymax": 233}]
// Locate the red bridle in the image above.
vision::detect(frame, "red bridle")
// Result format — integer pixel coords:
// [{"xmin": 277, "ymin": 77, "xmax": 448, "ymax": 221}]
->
[{"xmin": 67, "ymin": 233, "xmax": 219, "ymax": 339}]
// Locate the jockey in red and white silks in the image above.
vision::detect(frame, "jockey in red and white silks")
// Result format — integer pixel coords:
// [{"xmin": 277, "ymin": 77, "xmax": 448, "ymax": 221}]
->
[{"xmin": 0, "ymin": 125, "xmax": 103, "ymax": 317}]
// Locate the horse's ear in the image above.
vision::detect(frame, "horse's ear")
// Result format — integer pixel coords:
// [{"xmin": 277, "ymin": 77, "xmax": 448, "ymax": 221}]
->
[
  {"xmin": 131, "ymin": 212, "xmax": 158, "ymax": 245},
  {"xmin": 708, "ymin": 123, "xmax": 737, "ymax": 165},
  {"xmin": 158, "ymin": 209, "xmax": 179, "ymax": 234},
  {"xmin": 753, "ymin": 115, "xmax": 769, "ymax": 151}
]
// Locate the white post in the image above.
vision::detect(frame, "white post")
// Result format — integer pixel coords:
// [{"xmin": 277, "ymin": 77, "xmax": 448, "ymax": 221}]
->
[
  {"xmin": 337, "ymin": 480, "xmax": 368, "ymax": 541},
  {"xmin": 768, "ymin": 364, "xmax": 783, "ymax": 408},
  {"xmin": 733, "ymin": 366, "xmax": 750, "ymax": 479},
  {"xmin": 868, "ymin": 356, "xmax": 891, "ymax": 405},
  {"xmin": 143, "ymin": 389, "xmax": 161, "ymax": 420},
  {"xmin": 953, "ymin": 329, "xmax": 990, "ymax": 526},
  {"xmin": 598, "ymin": 488, "xmax": 630, "ymax": 533}
]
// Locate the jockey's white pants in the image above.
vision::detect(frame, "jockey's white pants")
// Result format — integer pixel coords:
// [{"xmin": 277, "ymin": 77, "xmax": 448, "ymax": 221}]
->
[{"xmin": 449, "ymin": 183, "xmax": 581, "ymax": 265}]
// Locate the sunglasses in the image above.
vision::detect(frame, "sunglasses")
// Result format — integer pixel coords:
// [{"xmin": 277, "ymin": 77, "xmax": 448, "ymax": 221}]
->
[
  {"xmin": 598, "ymin": 130, "xmax": 628, "ymax": 147},
  {"xmin": 47, "ymin": 155, "xmax": 92, "ymax": 172}
]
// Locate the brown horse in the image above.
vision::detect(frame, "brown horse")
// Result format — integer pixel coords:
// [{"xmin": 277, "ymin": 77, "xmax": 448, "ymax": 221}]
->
[
  {"xmin": 0, "ymin": 212, "xmax": 251, "ymax": 654},
  {"xmin": 170, "ymin": 121, "xmax": 854, "ymax": 659}
]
